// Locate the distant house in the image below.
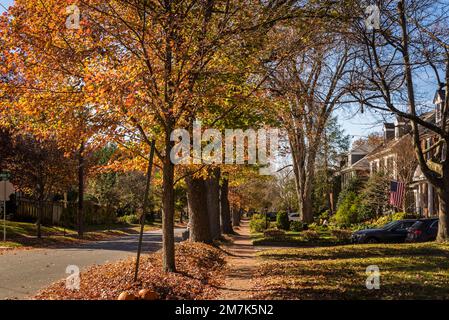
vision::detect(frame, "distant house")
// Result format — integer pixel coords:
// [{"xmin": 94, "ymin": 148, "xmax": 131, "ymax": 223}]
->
[
  {"xmin": 364, "ymin": 119, "xmax": 416, "ymax": 212},
  {"xmin": 366, "ymin": 119, "xmax": 410, "ymax": 178},
  {"xmin": 362, "ymin": 89, "xmax": 447, "ymax": 217},
  {"xmin": 339, "ymin": 143, "xmax": 375, "ymax": 188}
]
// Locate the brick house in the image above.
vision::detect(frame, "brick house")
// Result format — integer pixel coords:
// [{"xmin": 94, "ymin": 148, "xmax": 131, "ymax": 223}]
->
[
  {"xmin": 363, "ymin": 90, "xmax": 447, "ymax": 217},
  {"xmin": 409, "ymin": 89, "xmax": 447, "ymax": 217},
  {"xmin": 364, "ymin": 119, "xmax": 416, "ymax": 212}
]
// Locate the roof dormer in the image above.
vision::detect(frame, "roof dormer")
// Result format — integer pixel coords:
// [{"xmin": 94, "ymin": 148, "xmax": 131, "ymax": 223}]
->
[
  {"xmin": 433, "ymin": 89, "xmax": 445, "ymax": 124},
  {"xmin": 383, "ymin": 123, "xmax": 395, "ymax": 142}
]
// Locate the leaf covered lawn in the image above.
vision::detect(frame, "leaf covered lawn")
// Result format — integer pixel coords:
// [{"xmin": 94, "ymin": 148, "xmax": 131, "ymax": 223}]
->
[
  {"xmin": 252, "ymin": 242, "xmax": 449, "ymax": 299},
  {"xmin": 34, "ymin": 242, "xmax": 226, "ymax": 300}
]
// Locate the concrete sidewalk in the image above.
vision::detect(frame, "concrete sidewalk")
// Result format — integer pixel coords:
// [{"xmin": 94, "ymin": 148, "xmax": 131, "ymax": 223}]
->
[{"xmin": 218, "ymin": 220, "xmax": 261, "ymax": 299}]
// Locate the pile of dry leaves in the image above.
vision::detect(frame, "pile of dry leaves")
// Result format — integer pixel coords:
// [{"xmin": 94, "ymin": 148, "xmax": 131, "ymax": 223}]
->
[{"xmin": 34, "ymin": 242, "xmax": 226, "ymax": 300}]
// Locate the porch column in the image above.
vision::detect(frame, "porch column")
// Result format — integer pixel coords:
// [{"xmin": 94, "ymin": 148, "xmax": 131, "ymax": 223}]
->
[
  {"xmin": 428, "ymin": 183, "xmax": 434, "ymax": 216},
  {"xmin": 418, "ymin": 184, "xmax": 423, "ymax": 216},
  {"xmin": 414, "ymin": 189, "xmax": 419, "ymax": 215}
]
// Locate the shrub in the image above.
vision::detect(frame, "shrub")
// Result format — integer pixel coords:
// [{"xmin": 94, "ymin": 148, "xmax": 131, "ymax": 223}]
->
[
  {"xmin": 263, "ymin": 229, "xmax": 286, "ymax": 239},
  {"xmin": 372, "ymin": 215, "xmax": 391, "ymax": 227},
  {"xmin": 371, "ymin": 212, "xmax": 419, "ymax": 228},
  {"xmin": 250, "ymin": 214, "xmax": 267, "ymax": 233},
  {"xmin": 308, "ymin": 223, "xmax": 328, "ymax": 231},
  {"xmin": 358, "ymin": 172, "xmax": 391, "ymax": 221},
  {"xmin": 319, "ymin": 210, "xmax": 331, "ymax": 222},
  {"xmin": 290, "ymin": 221, "xmax": 305, "ymax": 232},
  {"xmin": 333, "ymin": 191, "xmax": 361, "ymax": 227},
  {"xmin": 392, "ymin": 212, "xmax": 418, "ymax": 220},
  {"xmin": 350, "ymin": 223, "xmax": 375, "ymax": 231},
  {"xmin": 302, "ymin": 230, "xmax": 320, "ymax": 241},
  {"xmin": 336, "ymin": 177, "xmax": 363, "ymax": 207},
  {"xmin": 331, "ymin": 229, "xmax": 352, "ymax": 241},
  {"xmin": 308, "ymin": 222, "xmax": 318, "ymax": 230},
  {"xmin": 117, "ymin": 214, "xmax": 140, "ymax": 225},
  {"xmin": 276, "ymin": 212, "xmax": 290, "ymax": 231}
]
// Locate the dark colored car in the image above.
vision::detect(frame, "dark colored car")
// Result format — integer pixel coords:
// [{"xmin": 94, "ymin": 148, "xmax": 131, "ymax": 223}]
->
[
  {"xmin": 351, "ymin": 219, "xmax": 417, "ymax": 244},
  {"xmin": 406, "ymin": 218, "xmax": 439, "ymax": 242}
]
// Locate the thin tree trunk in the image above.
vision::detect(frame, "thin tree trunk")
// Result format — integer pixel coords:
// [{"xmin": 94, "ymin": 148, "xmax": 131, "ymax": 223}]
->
[
  {"xmin": 220, "ymin": 178, "xmax": 233, "ymax": 234},
  {"xmin": 206, "ymin": 168, "xmax": 221, "ymax": 240},
  {"xmin": 134, "ymin": 139, "xmax": 156, "ymax": 281},
  {"xmin": 162, "ymin": 138, "xmax": 176, "ymax": 272},
  {"xmin": 186, "ymin": 175, "xmax": 212, "ymax": 243},
  {"xmin": 36, "ymin": 197, "xmax": 42, "ymax": 239},
  {"xmin": 77, "ymin": 142, "xmax": 84, "ymax": 238}
]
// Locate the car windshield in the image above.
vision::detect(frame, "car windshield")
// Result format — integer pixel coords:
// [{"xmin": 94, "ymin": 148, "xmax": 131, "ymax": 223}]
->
[{"xmin": 381, "ymin": 221, "xmax": 398, "ymax": 230}]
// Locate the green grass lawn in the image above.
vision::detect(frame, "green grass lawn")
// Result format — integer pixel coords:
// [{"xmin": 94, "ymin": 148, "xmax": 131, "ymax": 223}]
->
[
  {"xmin": 0, "ymin": 219, "xmax": 162, "ymax": 250},
  {"xmin": 252, "ymin": 242, "xmax": 449, "ymax": 299},
  {"xmin": 252, "ymin": 229, "xmax": 349, "ymax": 246}
]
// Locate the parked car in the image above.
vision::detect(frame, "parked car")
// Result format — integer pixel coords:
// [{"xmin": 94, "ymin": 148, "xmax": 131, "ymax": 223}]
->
[
  {"xmin": 288, "ymin": 212, "xmax": 300, "ymax": 222},
  {"xmin": 351, "ymin": 219, "xmax": 417, "ymax": 244},
  {"xmin": 406, "ymin": 218, "xmax": 439, "ymax": 242}
]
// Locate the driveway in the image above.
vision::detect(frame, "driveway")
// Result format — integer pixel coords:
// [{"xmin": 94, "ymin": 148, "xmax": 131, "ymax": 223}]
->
[{"xmin": 0, "ymin": 228, "xmax": 185, "ymax": 299}]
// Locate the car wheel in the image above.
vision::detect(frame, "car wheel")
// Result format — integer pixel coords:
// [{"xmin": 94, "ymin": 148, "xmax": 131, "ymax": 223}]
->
[{"xmin": 365, "ymin": 237, "xmax": 378, "ymax": 244}]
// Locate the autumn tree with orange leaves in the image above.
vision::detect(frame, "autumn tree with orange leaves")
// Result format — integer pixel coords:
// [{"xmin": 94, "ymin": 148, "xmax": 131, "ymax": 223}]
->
[{"xmin": 0, "ymin": 0, "xmax": 283, "ymax": 272}]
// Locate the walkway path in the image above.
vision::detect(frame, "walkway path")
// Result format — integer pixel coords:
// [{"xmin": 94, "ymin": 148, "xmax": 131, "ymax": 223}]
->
[{"xmin": 218, "ymin": 220, "xmax": 260, "ymax": 300}]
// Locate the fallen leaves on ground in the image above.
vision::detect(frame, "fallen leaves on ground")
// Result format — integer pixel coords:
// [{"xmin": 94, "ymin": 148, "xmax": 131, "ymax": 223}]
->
[
  {"xmin": 34, "ymin": 242, "xmax": 226, "ymax": 300},
  {"xmin": 251, "ymin": 242, "xmax": 449, "ymax": 300},
  {"xmin": 0, "ymin": 222, "xmax": 159, "ymax": 253}
]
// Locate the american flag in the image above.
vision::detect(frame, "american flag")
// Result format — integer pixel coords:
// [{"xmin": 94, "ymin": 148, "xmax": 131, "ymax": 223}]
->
[{"xmin": 390, "ymin": 181, "xmax": 405, "ymax": 208}]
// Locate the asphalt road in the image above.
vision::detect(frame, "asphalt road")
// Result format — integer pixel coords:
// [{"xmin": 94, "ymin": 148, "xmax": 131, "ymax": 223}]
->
[{"xmin": 0, "ymin": 228, "xmax": 185, "ymax": 300}]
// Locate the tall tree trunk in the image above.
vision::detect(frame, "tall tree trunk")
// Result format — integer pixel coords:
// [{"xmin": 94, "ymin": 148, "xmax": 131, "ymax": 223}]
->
[
  {"xmin": 437, "ymin": 161, "xmax": 449, "ymax": 242},
  {"xmin": 77, "ymin": 142, "xmax": 84, "ymax": 238},
  {"xmin": 301, "ymin": 167, "xmax": 315, "ymax": 223},
  {"xmin": 186, "ymin": 175, "xmax": 212, "ymax": 243},
  {"xmin": 162, "ymin": 137, "xmax": 176, "ymax": 272},
  {"xmin": 398, "ymin": 0, "xmax": 449, "ymax": 241},
  {"xmin": 291, "ymin": 141, "xmax": 317, "ymax": 224},
  {"xmin": 232, "ymin": 207, "xmax": 240, "ymax": 227},
  {"xmin": 206, "ymin": 168, "xmax": 221, "ymax": 240},
  {"xmin": 220, "ymin": 178, "xmax": 233, "ymax": 234},
  {"xmin": 437, "ymin": 186, "xmax": 449, "ymax": 242}
]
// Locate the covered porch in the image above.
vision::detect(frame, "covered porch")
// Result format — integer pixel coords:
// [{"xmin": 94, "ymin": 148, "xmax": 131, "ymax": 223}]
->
[{"xmin": 411, "ymin": 166, "xmax": 439, "ymax": 218}]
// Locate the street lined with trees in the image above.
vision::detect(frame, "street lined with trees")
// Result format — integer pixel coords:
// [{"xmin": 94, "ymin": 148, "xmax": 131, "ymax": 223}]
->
[{"xmin": 1, "ymin": 0, "xmax": 449, "ymax": 301}]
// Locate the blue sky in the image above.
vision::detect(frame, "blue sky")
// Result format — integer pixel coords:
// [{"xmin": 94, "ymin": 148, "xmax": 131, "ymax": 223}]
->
[
  {"xmin": 0, "ymin": 0, "xmax": 13, "ymax": 12},
  {"xmin": 0, "ymin": 0, "xmax": 393, "ymax": 141}
]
